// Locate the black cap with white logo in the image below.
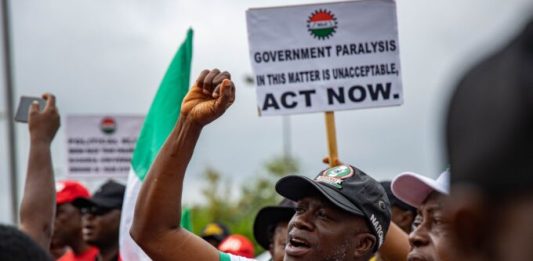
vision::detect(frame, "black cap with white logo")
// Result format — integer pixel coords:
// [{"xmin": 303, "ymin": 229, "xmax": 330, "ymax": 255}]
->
[{"xmin": 275, "ymin": 165, "xmax": 391, "ymax": 251}]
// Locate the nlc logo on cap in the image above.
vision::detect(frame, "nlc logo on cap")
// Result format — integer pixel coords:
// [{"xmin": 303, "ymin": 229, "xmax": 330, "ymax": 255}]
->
[{"xmin": 315, "ymin": 165, "xmax": 354, "ymax": 188}]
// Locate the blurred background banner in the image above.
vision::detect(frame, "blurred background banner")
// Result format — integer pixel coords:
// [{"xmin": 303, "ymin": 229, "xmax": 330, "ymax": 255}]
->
[{"xmin": 66, "ymin": 115, "xmax": 143, "ymax": 178}]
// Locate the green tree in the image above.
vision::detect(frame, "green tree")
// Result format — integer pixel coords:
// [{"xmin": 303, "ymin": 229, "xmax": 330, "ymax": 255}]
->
[{"xmin": 190, "ymin": 155, "xmax": 299, "ymax": 255}]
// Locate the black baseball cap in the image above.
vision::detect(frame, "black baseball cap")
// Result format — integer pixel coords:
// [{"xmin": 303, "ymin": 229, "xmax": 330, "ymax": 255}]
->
[
  {"xmin": 380, "ymin": 181, "xmax": 416, "ymax": 213},
  {"xmin": 446, "ymin": 18, "xmax": 533, "ymax": 195},
  {"xmin": 275, "ymin": 164, "xmax": 391, "ymax": 251},
  {"xmin": 73, "ymin": 180, "xmax": 125, "ymax": 210},
  {"xmin": 253, "ymin": 198, "xmax": 296, "ymax": 250}
]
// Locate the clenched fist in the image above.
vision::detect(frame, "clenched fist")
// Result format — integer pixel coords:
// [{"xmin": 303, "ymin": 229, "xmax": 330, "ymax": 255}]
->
[{"xmin": 181, "ymin": 69, "xmax": 236, "ymax": 126}]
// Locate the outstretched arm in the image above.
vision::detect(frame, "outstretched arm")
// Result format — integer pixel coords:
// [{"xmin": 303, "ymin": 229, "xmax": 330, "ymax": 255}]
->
[
  {"xmin": 131, "ymin": 69, "xmax": 235, "ymax": 261},
  {"xmin": 19, "ymin": 93, "xmax": 60, "ymax": 251},
  {"xmin": 378, "ymin": 222, "xmax": 409, "ymax": 261}
]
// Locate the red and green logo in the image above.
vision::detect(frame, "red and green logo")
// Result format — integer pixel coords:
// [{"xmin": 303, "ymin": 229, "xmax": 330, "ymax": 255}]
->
[
  {"xmin": 307, "ymin": 9, "xmax": 337, "ymax": 40},
  {"xmin": 100, "ymin": 117, "xmax": 117, "ymax": 135},
  {"xmin": 315, "ymin": 165, "xmax": 354, "ymax": 188}
]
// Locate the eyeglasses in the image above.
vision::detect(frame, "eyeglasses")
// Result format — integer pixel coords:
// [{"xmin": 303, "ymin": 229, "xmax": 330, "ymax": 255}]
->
[{"xmin": 80, "ymin": 206, "xmax": 113, "ymax": 216}]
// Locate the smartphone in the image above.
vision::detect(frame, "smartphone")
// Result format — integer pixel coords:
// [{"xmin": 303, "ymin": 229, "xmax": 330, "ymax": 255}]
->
[{"xmin": 14, "ymin": 96, "xmax": 46, "ymax": 123}]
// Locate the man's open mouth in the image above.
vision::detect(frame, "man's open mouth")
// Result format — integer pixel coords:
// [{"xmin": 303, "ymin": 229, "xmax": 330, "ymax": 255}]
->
[{"xmin": 286, "ymin": 235, "xmax": 311, "ymax": 257}]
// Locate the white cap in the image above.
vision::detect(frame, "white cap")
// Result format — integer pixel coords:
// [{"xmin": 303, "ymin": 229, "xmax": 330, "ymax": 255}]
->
[{"xmin": 391, "ymin": 170, "xmax": 449, "ymax": 209}]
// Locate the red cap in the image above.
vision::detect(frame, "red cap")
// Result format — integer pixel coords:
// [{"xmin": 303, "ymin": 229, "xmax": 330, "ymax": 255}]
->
[
  {"xmin": 218, "ymin": 234, "xmax": 254, "ymax": 258},
  {"xmin": 56, "ymin": 180, "xmax": 90, "ymax": 205}
]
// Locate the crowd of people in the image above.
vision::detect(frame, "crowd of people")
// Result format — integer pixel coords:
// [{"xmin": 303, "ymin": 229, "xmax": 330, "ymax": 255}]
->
[{"xmin": 1, "ymin": 16, "xmax": 532, "ymax": 261}]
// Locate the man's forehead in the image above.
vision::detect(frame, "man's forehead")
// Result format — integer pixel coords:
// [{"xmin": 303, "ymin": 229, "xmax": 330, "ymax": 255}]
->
[
  {"xmin": 298, "ymin": 194, "xmax": 334, "ymax": 206},
  {"xmin": 297, "ymin": 196, "xmax": 366, "ymax": 222},
  {"xmin": 420, "ymin": 191, "xmax": 446, "ymax": 211}
]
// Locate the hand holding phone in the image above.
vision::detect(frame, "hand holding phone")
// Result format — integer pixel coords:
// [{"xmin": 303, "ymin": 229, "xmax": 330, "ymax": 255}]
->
[
  {"xmin": 19, "ymin": 93, "xmax": 60, "ymax": 144},
  {"xmin": 15, "ymin": 96, "xmax": 46, "ymax": 123}
]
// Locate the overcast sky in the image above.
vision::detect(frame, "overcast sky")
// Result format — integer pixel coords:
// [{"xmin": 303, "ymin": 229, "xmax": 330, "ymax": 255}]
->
[{"xmin": 1, "ymin": 0, "xmax": 532, "ymax": 223}]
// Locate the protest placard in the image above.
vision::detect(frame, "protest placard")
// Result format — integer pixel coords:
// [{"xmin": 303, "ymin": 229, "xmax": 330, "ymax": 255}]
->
[
  {"xmin": 247, "ymin": 0, "xmax": 402, "ymax": 116},
  {"xmin": 66, "ymin": 115, "xmax": 143, "ymax": 178}
]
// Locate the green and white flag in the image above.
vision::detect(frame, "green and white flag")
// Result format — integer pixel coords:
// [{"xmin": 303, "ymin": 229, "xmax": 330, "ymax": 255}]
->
[{"xmin": 119, "ymin": 29, "xmax": 193, "ymax": 260}]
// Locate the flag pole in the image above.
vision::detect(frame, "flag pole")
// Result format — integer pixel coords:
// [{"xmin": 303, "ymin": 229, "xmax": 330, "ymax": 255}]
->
[
  {"xmin": 1, "ymin": 0, "xmax": 18, "ymax": 224},
  {"xmin": 324, "ymin": 111, "xmax": 339, "ymax": 167}
]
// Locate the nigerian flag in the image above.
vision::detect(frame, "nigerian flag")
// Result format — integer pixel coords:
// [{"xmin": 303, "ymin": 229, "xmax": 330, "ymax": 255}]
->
[{"xmin": 119, "ymin": 29, "xmax": 193, "ymax": 260}]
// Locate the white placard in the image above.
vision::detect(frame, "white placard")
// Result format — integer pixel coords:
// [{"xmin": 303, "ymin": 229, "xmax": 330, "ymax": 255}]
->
[
  {"xmin": 66, "ymin": 115, "xmax": 143, "ymax": 178},
  {"xmin": 247, "ymin": 0, "xmax": 403, "ymax": 116}
]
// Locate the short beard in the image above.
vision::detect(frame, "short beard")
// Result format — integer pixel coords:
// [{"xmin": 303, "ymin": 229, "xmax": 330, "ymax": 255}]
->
[{"xmin": 321, "ymin": 238, "xmax": 352, "ymax": 261}]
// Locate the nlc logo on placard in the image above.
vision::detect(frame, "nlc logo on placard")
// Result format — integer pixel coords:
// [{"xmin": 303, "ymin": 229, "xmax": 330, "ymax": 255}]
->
[{"xmin": 307, "ymin": 9, "xmax": 338, "ymax": 40}]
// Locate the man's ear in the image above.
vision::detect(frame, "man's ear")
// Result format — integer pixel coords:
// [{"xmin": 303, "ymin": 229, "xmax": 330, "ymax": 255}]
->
[
  {"xmin": 268, "ymin": 243, "xmax": 274, "ymax": 257},
  {"xmin": 445, "ymin": 185, "xmax": 488, "ymax": 257},
  {"xmin": 352, "ymin": 232, "xmax": 376, "ymax": 258}
]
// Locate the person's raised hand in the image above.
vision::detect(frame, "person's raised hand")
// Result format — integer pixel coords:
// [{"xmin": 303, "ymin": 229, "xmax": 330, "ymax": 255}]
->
[
  {"xmin": 322, "ymin": 156, "xmax": 343, "ymax": 167},
  {"xmin": 181, "ymin": 69, "xmax": 235, "ymax": 127},
  {"xmin": 28, "ymin": 93, "xmax": 60, "ymax": 145}
]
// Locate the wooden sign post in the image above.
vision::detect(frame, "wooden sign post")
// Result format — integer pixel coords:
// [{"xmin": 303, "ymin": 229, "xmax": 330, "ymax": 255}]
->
[{"xmin": 324, "ymin": 111, "xmax": 339, "ymax": 167}]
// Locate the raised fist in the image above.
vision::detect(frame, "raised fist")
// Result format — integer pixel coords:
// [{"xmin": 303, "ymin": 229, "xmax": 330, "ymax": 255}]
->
[{"xmin": 181, "ymin": 69, "xmax": 235, "ymax": 126}]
